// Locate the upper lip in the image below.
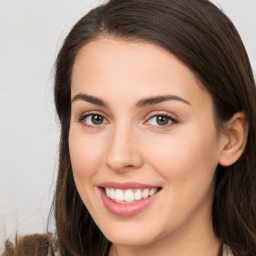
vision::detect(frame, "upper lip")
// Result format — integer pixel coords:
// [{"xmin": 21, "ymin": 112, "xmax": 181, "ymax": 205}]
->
[{"xmin": 98, "ymin": 181, "xmax": 161, "ymax": 190}]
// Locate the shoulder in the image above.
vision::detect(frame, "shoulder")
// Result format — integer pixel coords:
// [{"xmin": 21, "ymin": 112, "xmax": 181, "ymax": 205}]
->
[
  {"xmin": 47, "ymin": 248, "xmax": 61, "ymax": 256},
  {"xmin": 47, "ymin": 247, "xmax": 61, "ymax": 256},
  {"xmin": 223, "ymin": 244, "xmax": 234, "ymax": 256}
]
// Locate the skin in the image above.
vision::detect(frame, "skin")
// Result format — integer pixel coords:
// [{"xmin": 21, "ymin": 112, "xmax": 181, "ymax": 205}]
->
[{"xmin": 69, "ymin": 37, "xmax": 236, "ymax": 256}]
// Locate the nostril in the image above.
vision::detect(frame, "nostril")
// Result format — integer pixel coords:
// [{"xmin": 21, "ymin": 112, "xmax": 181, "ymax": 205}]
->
[{"xmin": 105, "ymin": 148, "xmax": 143, "ymax": 171}]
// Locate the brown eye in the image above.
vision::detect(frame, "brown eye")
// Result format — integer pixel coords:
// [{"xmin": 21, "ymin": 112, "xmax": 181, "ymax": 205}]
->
[
  {"xmin": 156, "ymin": 116, "xmax": 169, "ymax": 125},
  {"xmin": 81, "ymin": 114, "xmax": 108, "ymax": 126},
  {"xmin": 147, "ymin": 115, "xmax": 177, "ymax": 126},
  {"xmin": 91, "ymin": 114, "xmax": 104, "ymax": 125}
]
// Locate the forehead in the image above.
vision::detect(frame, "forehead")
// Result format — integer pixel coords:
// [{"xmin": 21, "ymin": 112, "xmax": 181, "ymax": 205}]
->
[{"xmin": 71, "ymin": 37, "xmax": 212, "ymax": 110}]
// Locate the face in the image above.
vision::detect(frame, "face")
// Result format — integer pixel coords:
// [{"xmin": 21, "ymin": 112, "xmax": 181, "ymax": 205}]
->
[{"xmin": 69, "ymin": 37, "xmax": 223, "ymax": 248}]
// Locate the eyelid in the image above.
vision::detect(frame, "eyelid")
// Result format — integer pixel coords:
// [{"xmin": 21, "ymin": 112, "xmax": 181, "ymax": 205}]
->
[
  {"xmin": 76, "ymin": 110, "xmax": 178, "ymax": 128},
  {"xmin": 77, "ymin": 111, "xmax": 109, "ymax": 127},
  {"xmin": 144, "ymin": 111, "xmax": 179, "ymax": 127}
]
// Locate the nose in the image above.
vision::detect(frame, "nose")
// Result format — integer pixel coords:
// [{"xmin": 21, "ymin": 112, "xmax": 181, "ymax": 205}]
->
[{"xmin": 105, "ymin": 124, "xmax": 143, "ymax": 172}]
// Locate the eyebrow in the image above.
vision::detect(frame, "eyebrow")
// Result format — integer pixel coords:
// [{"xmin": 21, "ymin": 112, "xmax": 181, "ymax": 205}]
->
[
  {"xmin": 71, "ymin": 93, "xmax": 107, "ymax": 107},
  {"xmin": 136, "ymin": 95, "xmax": 191, "ymax": 107},
  {"xmin": 71, "ymin": 93, "xmax": 191, "ymax": 107}
]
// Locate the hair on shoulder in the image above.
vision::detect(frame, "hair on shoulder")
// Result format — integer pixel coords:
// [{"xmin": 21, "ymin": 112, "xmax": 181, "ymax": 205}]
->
[{"xmin": 2, "ymin": 233, "xmax": 56, "ymax": 256}]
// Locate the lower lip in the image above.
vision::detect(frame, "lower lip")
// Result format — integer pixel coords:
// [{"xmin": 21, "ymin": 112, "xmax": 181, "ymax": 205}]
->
[{"xmin": 99, "ymin": 188, "xmax": 160, "ymax": 217}]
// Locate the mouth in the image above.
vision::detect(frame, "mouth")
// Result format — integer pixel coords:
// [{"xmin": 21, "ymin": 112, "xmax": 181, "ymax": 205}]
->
[
  {"xmin": 98, "ymin": 182, "xmax": 162, "ymax": 217},
  {"xmin": 101, "ymin": 187, "xmax": 161, "ymax": 204}
]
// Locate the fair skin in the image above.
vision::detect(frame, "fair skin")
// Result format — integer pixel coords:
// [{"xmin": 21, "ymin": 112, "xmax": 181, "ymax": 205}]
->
[{"xmin": 69, "ymin": 37, "xmax": 247, "ymax": 256}]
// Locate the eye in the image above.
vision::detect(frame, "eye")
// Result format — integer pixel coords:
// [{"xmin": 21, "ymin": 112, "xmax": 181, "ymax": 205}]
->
[
  {"xmin": 79, "ymin": 114, "xmax": 108, "ymax": 126},
  {"xmin": 147, "ymin": 114, "xmax": 177, "ymax": 126}
]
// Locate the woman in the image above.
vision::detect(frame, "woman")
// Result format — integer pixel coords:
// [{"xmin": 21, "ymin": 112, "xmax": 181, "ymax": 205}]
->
[{"xmin": 4, "ymin": 0, "xmax": 256, "ymax": 255}]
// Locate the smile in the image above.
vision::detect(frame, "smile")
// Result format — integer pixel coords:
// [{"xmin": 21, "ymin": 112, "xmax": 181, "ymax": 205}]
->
[
  {"xmin": 104, "ymin": 187, "xmax": 159, "ymax": 204},
  {"xmin": 98, "ymin": 182, "xmax": 162, "ymax": 217}
]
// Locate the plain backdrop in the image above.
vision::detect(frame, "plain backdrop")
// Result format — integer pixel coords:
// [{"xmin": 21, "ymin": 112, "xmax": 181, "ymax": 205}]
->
[{"xmin": 0, "ymin": 0, "xmax": 255, "ymax": 250}]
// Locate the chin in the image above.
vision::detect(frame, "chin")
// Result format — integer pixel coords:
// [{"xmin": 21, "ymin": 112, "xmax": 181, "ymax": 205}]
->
[
  {"xmin": 108, "ymin": 235, "xmax": 156, "ymax": 247},
  {"xmin": 100, "ymin": 224, "xmax": 162, "ymax": 247}
]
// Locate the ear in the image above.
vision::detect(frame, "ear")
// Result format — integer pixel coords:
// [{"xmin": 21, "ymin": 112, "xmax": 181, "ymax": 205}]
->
[{"xmin": 218, "ymin": 112, "xmax": 248, "ymax": 166}]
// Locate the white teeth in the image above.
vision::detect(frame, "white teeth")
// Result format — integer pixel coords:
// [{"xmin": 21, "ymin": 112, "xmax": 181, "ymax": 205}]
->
[
  {"xmin": 115, "ymin": 189, "xmax": 124, "ymax": 201},
  {"xmin": 110, "ymin": 188, "xmax": 115, "ymax": 200},
  {"xmin": 149, "ymin": 188, "xmax": 157, "ymax": 196},
  {"xmin": 124, "ymin": 189, "xmax": 134, "ymax": 202},
  {"xmin": 104, "ymin": 187, "xmax": 159, "ymax": 203},
  {"xmin": 106, "ymin": 188, "xmax": 110, "ymax": 197},
  {"xmin": 134, "ymin": 189, "xmax": 142, "ymax": 200},
  {"xmin": 142, "ymin": 189, "xmax": 149, "ymax": 199}
]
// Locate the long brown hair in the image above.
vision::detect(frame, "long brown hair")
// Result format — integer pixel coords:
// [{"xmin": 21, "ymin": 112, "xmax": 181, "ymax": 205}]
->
[
  {"xmin": 5, "ymin": 0, "xmax": 255, "ymax": 255},
  {"xmin": 54, "ymin": 0, "xmax": 256, "ymax": 255}
]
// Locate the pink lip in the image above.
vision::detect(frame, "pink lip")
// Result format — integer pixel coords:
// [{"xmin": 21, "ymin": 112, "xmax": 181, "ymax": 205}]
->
[
  {"xmin": 99, "ymin": 181, "xmax": 159, "ymax": 190},
  {"xmin": 98, "ymin": 182, "xmax": 161, "ymax": 217}
]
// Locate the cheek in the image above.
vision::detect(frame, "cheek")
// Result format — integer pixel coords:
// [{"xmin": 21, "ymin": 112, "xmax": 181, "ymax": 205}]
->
[
  {"xmin": 68, "ymin": 129, "xmax": 105, "ymax": 210},
  {"xmin": 141, "ymin": 127, "xmax": 219, "ymax": 229},
  {"xmin": 68, "ymin": 129, "xmax": 104, "ymax": 183},
  {"xmin": 144, "ymin": 123, "xmax": 219, "ymax": 187}
]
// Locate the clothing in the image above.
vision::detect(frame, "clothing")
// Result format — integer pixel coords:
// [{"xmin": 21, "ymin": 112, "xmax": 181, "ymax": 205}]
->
[
  {"xmin": 47, "ymin": 244, "xmax": 234, "ymax": 256},
  {"xmin": 47, "ymin": 247, "xmax": 61, "ymax": 256},
  {"xmin": 223, "ymin": 244, "xmax": 234, "ymax": 256}
]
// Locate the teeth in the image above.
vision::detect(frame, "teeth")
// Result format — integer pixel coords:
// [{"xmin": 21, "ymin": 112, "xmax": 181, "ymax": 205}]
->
[
  {"xmin": 142, "ymin": 189, "xmax": 149, "ymax": 199},
  {"xmin": 149, "ymin": 188, "xmax": 157, "ymax": 196},
  {"xmin": 115, "ymin": 189, "xmax": 124, "ymax": 201},
  {"xmin": 124, "ymin": 189, "xmax": 134, "ymax": 202},
  {"xmin": 134, "ymin": 189, "xmax": 142, "ymax": 200},
  {"xmin": 104, "ymin": 187, "xmax": 159, "ymax": 204},
  {"xmin": 110, "ymin": 188, "xmax": 115, "ymax": 200},
  {"xmin": 106, "ymin": 188, "xmax": 110, "ymax": 197}
]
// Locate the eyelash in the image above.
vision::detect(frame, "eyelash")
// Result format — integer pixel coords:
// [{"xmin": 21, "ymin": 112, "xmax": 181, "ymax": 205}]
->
[
  {"xmin": 77, "ymin": 112, "xmax": 109, "ymax": 128},
  {"xmin": 77, "ymin": 111, "xmax": 178, "ymax": 128},
  {"xmin": 145, "ymin": 112, "xmax": 178, "ymax": 128}
]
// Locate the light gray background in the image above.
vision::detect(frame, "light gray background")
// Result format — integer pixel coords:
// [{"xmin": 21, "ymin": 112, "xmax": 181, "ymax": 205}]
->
[{"xmin": 0, "ymin": 0, "xmax": 255, "ymax": 251}]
